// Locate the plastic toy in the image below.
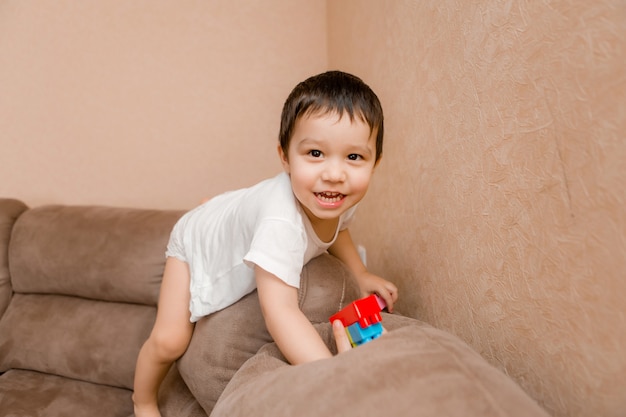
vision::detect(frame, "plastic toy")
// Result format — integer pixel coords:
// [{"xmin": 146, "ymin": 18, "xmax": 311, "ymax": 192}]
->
[{"xmin": 329, "ymin": 294, "xmax": 386, "ymax": 347}]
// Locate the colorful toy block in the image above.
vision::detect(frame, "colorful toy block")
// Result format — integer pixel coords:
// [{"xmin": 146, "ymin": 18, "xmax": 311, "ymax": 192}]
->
[
  {"xmin": 346, "ymin": 321, "xmax": 383, "ymax": 346},
  {"xmin": 329, "ymin": 294, "xmax": 386, "ymax": 347}
]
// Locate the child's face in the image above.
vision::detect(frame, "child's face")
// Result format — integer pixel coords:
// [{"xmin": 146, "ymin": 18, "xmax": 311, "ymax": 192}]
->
[{"xmin": 279, "ymin": 111, "xmax": 379, "ymax": 228}]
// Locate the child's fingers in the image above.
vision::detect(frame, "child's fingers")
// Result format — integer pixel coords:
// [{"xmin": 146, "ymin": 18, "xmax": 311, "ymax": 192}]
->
[
  {"xmin": 380, "ymin": 292, "xmax": 394, "ymax": 313},
  {"xmin": 385, "ymin": 281, "xmax": 399, "ymax": 301},
  {"xmin": 376, "ymin": 286, "xmax": 397, "ymax": 313},
  {"xmin": 332, "ymin": 320, "xmax": 353, "ymax": 354},
  {"xmin": 382, "ymin": 282, "xmax": 399, "ymax": 312}
]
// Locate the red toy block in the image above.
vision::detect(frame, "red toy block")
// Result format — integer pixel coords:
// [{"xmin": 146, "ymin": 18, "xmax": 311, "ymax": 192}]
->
[{"xmin": 329, "ymin": 294, "xmax": 386, "ymax": 328}]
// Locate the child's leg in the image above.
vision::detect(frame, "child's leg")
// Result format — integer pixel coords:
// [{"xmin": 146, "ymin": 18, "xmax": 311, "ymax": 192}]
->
[{"xmin": 133, "ymin": 257, "xmax": 194, "ymax": 416}]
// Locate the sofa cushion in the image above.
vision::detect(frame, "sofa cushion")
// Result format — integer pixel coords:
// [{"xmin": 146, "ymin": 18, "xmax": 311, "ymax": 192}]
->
[
  {"xmin": 0, "ymin": 199, "xmax": 28, "ymax": 316},
  {"xmin": 0, "ymin": 353, "xmax": 206, "ymax": 417},
  {"xmin": 8, "ymin": 204, "xmax": 183, "ymax": 305},
  {"xmin": 297, "ymin": 253, "xmax": 361, "ymax": 324},
  {"xmin": 158, "ymin": 365, "xmax": 208, "ymax": 417},
  {"xmin": 0, "ymin": 369, "xmax": 133, "ymax": 417},
  {"xmin": 211, "ymin": 315, "xmax": 550, "ymax": 417},
  {"xmin": 0, "ymin": 293, "xmax": 154, "ymax": 389},
  {"xmin": 178, "ymin": 253, "xmax": 361, "ymax": 415}
]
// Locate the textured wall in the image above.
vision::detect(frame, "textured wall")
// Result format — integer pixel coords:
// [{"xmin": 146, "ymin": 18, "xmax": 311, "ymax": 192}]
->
[
  {"xmin": 0, "ymin": 1, "xmax": 326, "ymax": 209},
  {"xmin": 328, "ymin": 1, "xmax": 626, "ymax": 417}
]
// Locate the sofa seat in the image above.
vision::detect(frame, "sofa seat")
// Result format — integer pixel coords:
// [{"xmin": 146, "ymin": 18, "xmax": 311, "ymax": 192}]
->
[{"xmin": 0, "ymin": 369, "xmax": 134, "ymax": 416}]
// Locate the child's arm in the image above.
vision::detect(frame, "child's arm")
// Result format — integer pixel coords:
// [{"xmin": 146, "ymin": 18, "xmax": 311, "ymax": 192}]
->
[
  {"xmin": 328, "ymin": 229, "xmax": 398, "ymax": 312},
  {"xmin": 255, "ymin": 265, "xmax": 334, "ymax": 364}
]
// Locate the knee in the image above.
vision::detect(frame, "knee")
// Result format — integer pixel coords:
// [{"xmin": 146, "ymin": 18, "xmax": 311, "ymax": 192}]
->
[{"xmin": 148, "ymin": 329, "xmax": 191, "ymax": 362}]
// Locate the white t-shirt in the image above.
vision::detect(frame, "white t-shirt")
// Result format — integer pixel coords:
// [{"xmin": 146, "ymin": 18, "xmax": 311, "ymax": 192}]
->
[{"xmin": 166, "ymin": 172, "xmax": 357, "ymax": 322}]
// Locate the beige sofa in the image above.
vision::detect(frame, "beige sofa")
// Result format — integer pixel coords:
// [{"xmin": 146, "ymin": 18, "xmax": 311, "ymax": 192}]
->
[{"xmin": 0, "ymin": 198, "xmax": 549, "ymax": 416}]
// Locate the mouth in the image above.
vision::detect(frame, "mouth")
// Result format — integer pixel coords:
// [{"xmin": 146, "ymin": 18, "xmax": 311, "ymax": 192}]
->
[{"xmin": 315, "ymin": 191, "xmax": 346, "ymax": 204}]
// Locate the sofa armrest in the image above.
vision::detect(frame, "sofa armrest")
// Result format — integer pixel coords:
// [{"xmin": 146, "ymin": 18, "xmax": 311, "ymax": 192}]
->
[
  {"xmin": 177, "ymin": 253, "xmax": 361, "ymax": 415},
  {"xmin": 0, "ymin": 199, "xmax": 28, "ymax": 317},
  {"xmin": 211, "ymin": 314, "xmax": 550, "ymax": 417}
]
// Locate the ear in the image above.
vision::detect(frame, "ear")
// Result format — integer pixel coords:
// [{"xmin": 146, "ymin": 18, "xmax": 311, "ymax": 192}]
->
[{"xmin": 277, "ymin": 144, "xmax": 290, "ymax": 173}]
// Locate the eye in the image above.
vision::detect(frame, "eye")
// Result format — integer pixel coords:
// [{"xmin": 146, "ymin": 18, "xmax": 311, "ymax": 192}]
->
[
  {"xmin": 309, "ymin": 150, "xmax": 322, "ymax": 158},
  {"xmin": 347, "ymin": 154, "xmax": 362, "ymax": 161}
]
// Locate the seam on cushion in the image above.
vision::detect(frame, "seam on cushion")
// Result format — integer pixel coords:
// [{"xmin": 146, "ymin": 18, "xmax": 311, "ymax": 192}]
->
[
  {"xmin": 297, "ymin": 263, "xmax": 307, "ymax": 310},
  {"xmin": 337, "ymin": 273, "xmax": 346, "ymax": 312},
  {"xmin": 416, "ymin": 326, "xmax": 517, "ymax": 417}
]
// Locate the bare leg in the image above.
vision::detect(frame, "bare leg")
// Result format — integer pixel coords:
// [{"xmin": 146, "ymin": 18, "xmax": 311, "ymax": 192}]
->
[{"xmin": 133, "ymin": 257, "xmax": 194, "ymax": 417}]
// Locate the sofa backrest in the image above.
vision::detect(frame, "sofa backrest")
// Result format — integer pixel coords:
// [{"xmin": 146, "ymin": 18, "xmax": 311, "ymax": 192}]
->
[
  {"xmin": 9, "ymin": 204, "xmax": 182, "ymax": 304},
  {"xmin": 0, "ymin": 202, "xmax": 183, "ymax": 390},
  {"xmin": 0, "ymin": 199, "xmax": 28, "ymax": 316}
]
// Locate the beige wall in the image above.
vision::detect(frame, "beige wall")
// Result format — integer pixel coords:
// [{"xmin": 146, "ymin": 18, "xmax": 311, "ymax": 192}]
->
[
  {"xmin": 328, "ymin": 1, "xmax": 625, "ymax": 417},
  {"xmin": 0, "ymin": 1, "xmax": 326, "ymax": 209}
]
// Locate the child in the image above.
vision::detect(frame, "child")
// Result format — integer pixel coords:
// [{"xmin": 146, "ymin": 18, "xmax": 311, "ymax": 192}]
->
[{"xmin": 133, "ymin": 70, "xmax": 398, "ymax": 416}]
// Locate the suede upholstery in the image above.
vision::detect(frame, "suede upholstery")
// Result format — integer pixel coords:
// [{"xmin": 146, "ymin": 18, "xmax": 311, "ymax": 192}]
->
[
  {"xmin": 213, "ymin": 317, "xmax": 550, "ymax": 417},
  {"xmin": 0, "ymin": 199, "xmax": 27, "ymax": 317},
  {"xmin": 0, "ymin": 198, "xmax": 548, "ymax": 416},
  {"xmin": 177, "ymin": 254, "xmax": 362, "ymax": 413},
  {"xmin": 8, "ymin": 204, "xmax": 173, "ymax": 304}
]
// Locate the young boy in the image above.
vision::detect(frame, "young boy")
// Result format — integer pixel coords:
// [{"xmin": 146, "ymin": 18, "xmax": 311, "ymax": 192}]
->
[{"xmin": 133, "ymin": 71, "xmax": 398, "ymax": 417}]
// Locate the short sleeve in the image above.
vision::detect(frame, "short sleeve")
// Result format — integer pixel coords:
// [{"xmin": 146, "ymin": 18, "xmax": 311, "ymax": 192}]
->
[{"xmin": 243, "ymin": 219, "xmax": 307, "ymax": 288}]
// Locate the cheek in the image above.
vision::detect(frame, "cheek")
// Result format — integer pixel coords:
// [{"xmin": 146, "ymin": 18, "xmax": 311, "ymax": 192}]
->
[
  {"xmin": 352, "ymin": 169, "xmax": 374, "ymax": 189},
  {"xmin": 290, "ymin": 165, "xmax": 316, "ymax": 190},
  {"xmin": 291, "ymin": 163, "xmax": 317, "ymax": 180}
]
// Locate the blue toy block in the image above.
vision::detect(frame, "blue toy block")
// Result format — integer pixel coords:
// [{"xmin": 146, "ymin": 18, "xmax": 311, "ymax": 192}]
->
[{"xmin": 346, "ymin": 321, "xmax": 383, "ymax": 347}]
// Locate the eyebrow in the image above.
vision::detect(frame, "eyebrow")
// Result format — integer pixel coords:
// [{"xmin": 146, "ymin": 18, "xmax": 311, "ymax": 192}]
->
[{"xmin": 293, "ymin": 137, "xmax": 323, "ymax": 149}]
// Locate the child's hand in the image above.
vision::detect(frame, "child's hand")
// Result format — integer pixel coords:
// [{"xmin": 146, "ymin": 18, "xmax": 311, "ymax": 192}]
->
[
  {"xmin": 332, "ymin": 320, "xmax": 353, "ymax": 353},
  {"xmin": 354, "ymin": 271, "xmax": 398, "ymax": 313},
  {"xmin": 332, "ymin": 319, "xmax": 389, "ymax": 354}
]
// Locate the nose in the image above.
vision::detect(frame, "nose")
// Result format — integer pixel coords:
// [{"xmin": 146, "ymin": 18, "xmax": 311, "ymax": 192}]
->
[{"xmin": 321, "ymin": 160, "xmax": 346, "ymax": 183}]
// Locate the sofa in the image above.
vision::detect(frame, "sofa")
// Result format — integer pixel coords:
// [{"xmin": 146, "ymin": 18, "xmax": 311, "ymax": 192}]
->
[{"xmin": 0, "ymin": 198, "xmax": 549, "ymax": 416}]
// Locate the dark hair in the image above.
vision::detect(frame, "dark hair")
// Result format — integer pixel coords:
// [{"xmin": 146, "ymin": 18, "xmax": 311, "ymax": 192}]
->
[{"xmin": 279, "ymin": 71, "xmax": 384, "ymax": 162}]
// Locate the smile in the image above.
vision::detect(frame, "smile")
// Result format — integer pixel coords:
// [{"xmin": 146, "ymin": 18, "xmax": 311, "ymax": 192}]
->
[{"xmin": 315, "ymin": 191, "xmax": 345, "ymax": 204}]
